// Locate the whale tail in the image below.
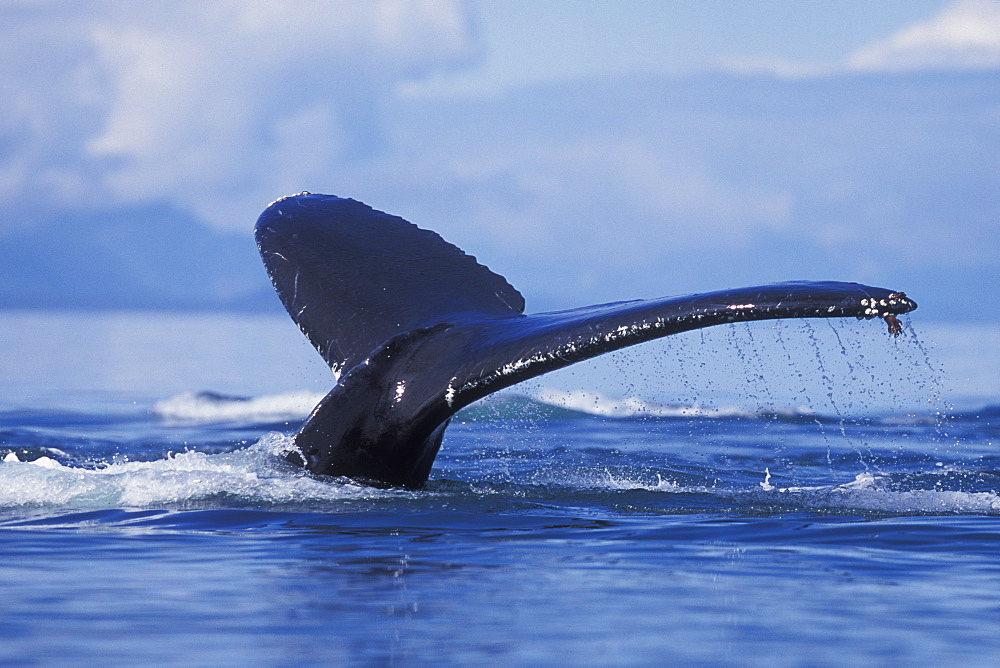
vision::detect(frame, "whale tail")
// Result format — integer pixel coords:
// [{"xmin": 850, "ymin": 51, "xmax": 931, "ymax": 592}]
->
[
  {"xmin": 256, "ymin": 192, "xmax": 524, "ymax": 379},
  {"xmin": 256, "ymin": 193, "xmax": 917, "ymax": 487}
]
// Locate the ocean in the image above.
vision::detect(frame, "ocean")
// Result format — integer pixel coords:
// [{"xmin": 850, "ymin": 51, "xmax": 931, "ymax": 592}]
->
[{"xmin": 0, "ymin": 311, "xmax": 998, "ymax": 665}]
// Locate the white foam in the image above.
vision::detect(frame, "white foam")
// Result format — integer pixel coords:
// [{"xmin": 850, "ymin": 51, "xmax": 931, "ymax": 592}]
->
[
  {"xmin": 758, "ymin": 471, "xmax": 1000, "ymax": 514},
  {"xmin": 566, "ymin": 468, "xmax": 1000, "ymax": 515},
  {"xmin": 0, "ymin": 434, "xmax": 387, "ymax": 508},
  {"xmin": 599, "ymin": 471, "xmax": 685, "ymax": 492},
  {"xmin": 151, "ymin": 390, "xmax": 325, "ymax": 423},
  {"xmin": 531, "ymin": 387, "xmax": 777, "ymax": 419}
]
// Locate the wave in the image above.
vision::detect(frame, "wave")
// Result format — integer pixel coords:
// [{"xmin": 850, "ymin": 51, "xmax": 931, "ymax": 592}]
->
[
  {"xmin": 436, "ymin": 388, "xmax": 821, "ymax": 421},
  {"xmin": 528, "ymin": 388, "xmax": 809, "ymax": 419},
  {"xmin": 149, "ymin": 388, "xmax": 801, "ymax": 425},
  {"xmin": 949, "ymin": 404, "xmax": 1000, "ymax": 421},
  {"xmin": 151, "ymin": 390, "xmax": 325, "ymax": 423},
  {"xmin": 150, "ymin": 387, "xmax": 967, "ymax": 427},
  {"xmin": 546, "ymin": 467, "xmax": 1000, "ymax": 516},
  {"xmin": 467, "ymin": 388, "xmax": 869, "ymax": 422},
  {"xmin": 756, "ymin": 470, "xmax": 1000, "ymax": 515},
  {"xmin": 0, "ymin": 434, "xmax": 389, "ymax": 508},
  {"xmin": 2, "ymin": 435, "xmax": 996, "ymax": 516}
]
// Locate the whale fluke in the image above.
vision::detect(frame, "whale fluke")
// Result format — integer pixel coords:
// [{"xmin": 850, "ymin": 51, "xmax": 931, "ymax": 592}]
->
[{"xmin": 256, "ymin": 193, "xmax": 917, "ymax": 488}]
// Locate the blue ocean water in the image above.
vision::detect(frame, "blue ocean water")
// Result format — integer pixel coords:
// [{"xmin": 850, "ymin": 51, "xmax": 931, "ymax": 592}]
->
[{"xmin": 0, "ymin": 312, "xmax": 998, "ymax": 665}]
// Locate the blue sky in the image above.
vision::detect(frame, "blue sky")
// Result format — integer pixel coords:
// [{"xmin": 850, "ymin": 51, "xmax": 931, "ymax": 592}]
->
[
  {"xmin": 426, "ymin": 0, "xmax": 952, "ymax": 92},
  {"xmin": 0, "ymin": 0, "xmax": 998, "ymax": 325}
]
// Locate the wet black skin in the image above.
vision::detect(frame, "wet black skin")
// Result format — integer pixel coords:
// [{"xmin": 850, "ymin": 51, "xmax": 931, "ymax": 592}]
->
[{"xmin": 256, "ymin": 193, "xmax": 918, "ymax": 488}]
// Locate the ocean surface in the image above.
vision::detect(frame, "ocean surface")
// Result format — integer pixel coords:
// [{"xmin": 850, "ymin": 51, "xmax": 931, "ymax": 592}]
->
[{"xmin": 1, "ymin": 311, "xmax": 998, "ymax": 665}]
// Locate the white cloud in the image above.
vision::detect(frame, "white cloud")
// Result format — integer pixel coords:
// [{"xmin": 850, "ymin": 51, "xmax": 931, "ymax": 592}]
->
[
  {"xmin": 719, "ymin": 0, "xmax": 1000, "ymax": 78},
  {"xmin": 848, "ymin": 0, "xmax": 1000, "ymax": 71},
  {"xmin": 87, "ymin": 0, "xmax": 477, "ymax": 230},
  {"xmin": 0, "ymin": 0, "xmax": 477, "ymax": 231},
  {"xmin": 0, "ymin": 6, "xmax": 107, "ymax": 231}
]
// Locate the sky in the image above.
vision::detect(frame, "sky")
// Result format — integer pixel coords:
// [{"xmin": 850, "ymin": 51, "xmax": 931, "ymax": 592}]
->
[
  {"xmin": 0, "ymin": 0, "xmax": 998, "ymax": 328},
  {"xmin": 418, "ymin": 0, "xmax": 955, "ymax": 93}
]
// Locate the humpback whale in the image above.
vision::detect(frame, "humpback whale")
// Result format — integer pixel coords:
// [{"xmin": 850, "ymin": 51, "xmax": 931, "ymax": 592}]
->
[{"xmin": 255, "ymin": 193, "xmax": 917, "ymax": 488}]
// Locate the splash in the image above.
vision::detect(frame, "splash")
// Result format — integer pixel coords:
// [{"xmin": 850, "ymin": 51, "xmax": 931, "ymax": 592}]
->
[{"xmin": 0, "ymin": 434, "xmax": 387, "ymax": 509}]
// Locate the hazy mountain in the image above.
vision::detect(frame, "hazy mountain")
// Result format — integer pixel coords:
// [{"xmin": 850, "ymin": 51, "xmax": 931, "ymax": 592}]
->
[{"xmin": 0, "ymin": 204, "xmax": 276, "ymax": 311}]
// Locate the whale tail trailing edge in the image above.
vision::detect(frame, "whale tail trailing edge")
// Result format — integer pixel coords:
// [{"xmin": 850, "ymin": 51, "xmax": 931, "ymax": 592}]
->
[{"xmin": 256, "ymin": 193, "xmax": 917, "ymax": 487}]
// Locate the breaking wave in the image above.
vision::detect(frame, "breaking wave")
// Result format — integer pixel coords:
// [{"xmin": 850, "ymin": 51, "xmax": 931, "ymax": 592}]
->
[
  {"xmin": 0, "ymin": 434, "xmax": 388, "ymax": 508},
  {"xmin": 1, "ymin": 433, "xmax": 996, "ymax": 516},
  {"xmin": 151, "ymin": 390, "xmax": 325, "ymax": 423},
  {"xmin": 149, "ymin": 387, "xmax": 965, "ymax": 428}
]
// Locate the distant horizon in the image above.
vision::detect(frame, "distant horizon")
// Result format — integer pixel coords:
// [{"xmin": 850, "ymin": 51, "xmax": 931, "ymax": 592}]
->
[{"xmin": 0, "ymin": 310, "xmax": 994, "ymax": 415}]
